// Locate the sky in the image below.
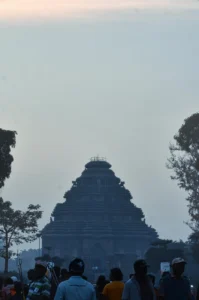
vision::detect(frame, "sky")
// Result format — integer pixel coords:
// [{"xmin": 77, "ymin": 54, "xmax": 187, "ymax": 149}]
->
[{"xmin": 0, "ymin": 0, "xmax": 199, "ymax": 250}]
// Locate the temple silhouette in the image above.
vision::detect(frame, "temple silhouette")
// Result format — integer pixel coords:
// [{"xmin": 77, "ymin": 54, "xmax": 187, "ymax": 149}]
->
[{"xmin": 42, "ymin": 157, "xmax": 158, "ymax": 277}]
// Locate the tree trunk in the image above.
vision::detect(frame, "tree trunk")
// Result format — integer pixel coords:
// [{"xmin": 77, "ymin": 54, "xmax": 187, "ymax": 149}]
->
[
  {"xmin": 4, "ymin": 246, "xmax": 9, "ymax": 273},
  {"xmin": 4, "ymin": 233, "xmax": 9, "ymax": 274}
]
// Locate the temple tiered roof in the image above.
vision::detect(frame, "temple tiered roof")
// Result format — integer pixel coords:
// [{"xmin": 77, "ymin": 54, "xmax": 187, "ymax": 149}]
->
[{"xmin": 42, "ymin": 158, "xmax": 158, "ymax": 241}]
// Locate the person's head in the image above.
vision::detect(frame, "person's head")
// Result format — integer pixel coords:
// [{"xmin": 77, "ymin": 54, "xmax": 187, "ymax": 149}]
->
[
  {"xmin": 28, "ymin": 269, "xmax": 35, "ymax": 281},
  {"xmin": 69, "ymin": 258, "xmax": 85, "ymax": 276},
  {"xmin": 61, "ymin": 268, "xmax": 69, "ymax": 280},
  {"xmin": 11, "ymin": 276, "xmax": 18, "ymax": 283},
  {"xmin": 34, "ymin": 261, "xmax": 47, "ymax": 279},
  {"xmin": 96, "ymin": 275, "xmax": 106, "ymax": 285},
  {"xmin": 172, "ymin": 258, "xmax": 186, "ymax": 277},
  {"xmin": 110, "ymin": 268, "xmax": 123, "ymax": 282},
  {"xmin": 4, "ymin": 277, "xmax": 14, "ymax": 286},
  {"xmin": 134, "ymin": 259, "xmax": 148, "ymax": 277},
  {"xmin": 96, "ymin": 275, "xmax": 108, "ymax": 293},
  {"xmin": 53, "ymin": 266, "xmax": 61, "ymax": 278},
  {"xmin": 148, "ymin": 273, "xmax": 155, "ymax": 286}
]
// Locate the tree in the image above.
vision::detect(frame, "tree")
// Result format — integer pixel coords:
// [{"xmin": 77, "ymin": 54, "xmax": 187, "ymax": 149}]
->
[
  {"xmin": 151, "ymin": 239, "xmax": 173, "ymax": 249},
  {"xmin": 0, "ymin": 198, "xmax": 42, "ymax": 273},
  {"xmin": 0, "ymin": 129, "xmax": 17, "ymax": 189},
  {"xmin": 145, "ymin": 246, "xmax": 185, "ymax": 274},
  {"xmin": 167, "ymin": 113, "xmax": 199, "ymax": 240},
  {"xmin": 188, "ymin": 230, "xmax": 199, "ymax": 263}
]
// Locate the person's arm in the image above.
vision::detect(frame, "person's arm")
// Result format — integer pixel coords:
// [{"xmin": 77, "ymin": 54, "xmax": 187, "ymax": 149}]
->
[
  {"xmin": 122, "ymin": 282, "xmax": 130, "ymax": 300},
  {"xmin": 101, "ymin": 285, "xmax": 108, "ymax": 300}
]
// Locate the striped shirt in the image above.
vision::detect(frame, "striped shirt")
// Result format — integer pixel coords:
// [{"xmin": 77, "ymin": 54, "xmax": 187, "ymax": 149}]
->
[{"xmin": 26, "ymin": 277, "xmax": 51, "ymax": 300}]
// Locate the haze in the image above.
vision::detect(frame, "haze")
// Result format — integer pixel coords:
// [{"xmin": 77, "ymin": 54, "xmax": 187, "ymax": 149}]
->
[{"xmin": 1, "ymin": 0, "xmax": 199, "ymax": 250}]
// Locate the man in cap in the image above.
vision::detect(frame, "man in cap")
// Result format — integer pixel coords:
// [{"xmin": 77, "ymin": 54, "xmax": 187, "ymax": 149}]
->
[
  {"xmin": 55, "ymin": 258, "xmax": 96, "ymax": 300},
  {"xmin": 26, "ymin": 261, "xmax": 51, "ymax": 300},
  {"xmin": 159, "ymin": 257, "xmax": 192, "ymax": 300},
  {"xmin": 122, "ymin": 259, "xmax": 155, "ymax": 300}
]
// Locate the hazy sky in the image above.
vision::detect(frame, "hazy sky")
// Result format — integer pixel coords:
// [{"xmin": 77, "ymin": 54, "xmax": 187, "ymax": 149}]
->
[{"xmin": 0, "ymin": 0, "xmax": 199, "ymax": 250}]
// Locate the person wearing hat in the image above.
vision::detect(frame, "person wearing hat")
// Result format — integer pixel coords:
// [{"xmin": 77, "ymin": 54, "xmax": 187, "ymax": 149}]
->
[
  {"xmin": 159, "ymin": 258, "xmax": 192, "ymax": 300},
  {"xmin": 55, "ymin": 258, "xmax": 96, "ymax": 300},
  {"xmin": 26, "ymin": 261, "xmax": 51, "ymax": 300},
  {"xmin": 122, "ymin": 259, "xmax": 155, "ymax": 300}
]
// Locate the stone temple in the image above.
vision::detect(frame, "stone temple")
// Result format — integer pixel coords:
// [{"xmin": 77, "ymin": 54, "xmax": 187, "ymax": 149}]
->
[{"xmin": 42, "ymin": 158, "xmax": 158, "ymax": 277}]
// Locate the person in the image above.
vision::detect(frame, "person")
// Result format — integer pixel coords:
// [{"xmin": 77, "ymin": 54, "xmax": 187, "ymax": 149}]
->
[
  {"xmin": 27, "ymin": 270, "xmax": 35, "ymax": 284},
  {"xmin": 10, "ymin": 282, "xmax": 23, "ymax": 300},
  {"xmin": 24, "ymin": 269, "xmax": 35, "ymax": 298},
  {"xmin": 0, "ymin": 277, "xmax": 3, "ymax": 300},
  {"xmin": 10, "ymin": 279, "xmax": 18, "ymax": 285},
  {"xmin": 148, "ymin": 273, "xmax": 159, "ymax": 298},
  {"xmin": 55, "ymin": 258, "xmax": 96, "ymax": 300},
  {"xmin": 26, "ymin": 261, "xmax": 51, "ymax": 300},
  {"xmin": 2, "ymin": 278, "xmax": 14, "ymax": 300},
  {"xmin": 102, "ymin": 268, "xmax": 124, "ymax": 300},
  {"xmin": 50, "ymin": 266, "xmax": 60, "ymax": 300},
  {"xmin": 95, "ymin": 276, "xmax": 109, "ymax": 300},
  {"xmin": 122, "ymin": 259, "xmax": 155, "ymax": 300},
  {"xmin": 159, "ymin": 257, "xmax": 192, "ymax": 300},
  {"xmin": 60, "ymin": 269, "xmax": 69, "ymax": 282}
]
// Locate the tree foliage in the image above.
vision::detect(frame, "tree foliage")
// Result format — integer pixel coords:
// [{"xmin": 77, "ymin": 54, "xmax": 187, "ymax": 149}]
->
[
  {"xmin": 0, "ymin": 198, "xmax": 42, "ymax": 273},
  {"xmin": 189, "ymin": 230, "xmax": 199, "ymax": 264},
  {"xmin": 151, "ymin": 239, "xmax": 173, "ymax": 248},
  {"xmin": 167, "ymin": 113, "xmax": 199, "ymax": 237},
  {"xmin": 0, "ymin": 129, "xmax": 17, "ymax": 189},
  {"xmin": 145, "ymin": 246, "xmax": 185, "ymax": 274}
]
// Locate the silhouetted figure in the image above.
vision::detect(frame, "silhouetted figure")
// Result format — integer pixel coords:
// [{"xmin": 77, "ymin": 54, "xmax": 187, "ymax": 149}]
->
[
  {"xmin": 55, "ymin": 258, "xmax": 96, "ymax": 300},
  {"xmin": 2, "ymin": 278, "xmax": 14, "ymax": 300},
  {"xmin": 0, "ymin": 277, "xmax": 3, "ymax": 300},
  {"xmin": 95, "ymin": 276, "xmax": 109, "ymax": 299},
  {"xmin": 196, "ymin": 284, "xmax": 199, "ymax": 300},
  {"xmin": 26, "ymin": 261, "xmax": 51, "ymax": 300},
  {"xmin": 24, "ymin": 269, "xmax": 35, "ymax": 298},
  {"xmin": 50, "ymin": 266, "xmax": 60, "ymax": 300},
  {"xmin": 10, "ymin": 282, "xmax": 23, "ymax": 300},
  {"xmin": 60, "ymin": 269, "xmax": 69, "ymax": 282},
  {"xmin": 159, "ymin": 258, "xmax": 192, "ymax": 300},
  {"xmin": 122, "ymin": 259, "xmax": 155, "ymax": 300},
  {"xmin": 148, "ymin": 273, "xmax": 159, "ymax": 298},
  {"xmin": 102, "ymin": 268, "xmax": 124, "ymax": 300}
]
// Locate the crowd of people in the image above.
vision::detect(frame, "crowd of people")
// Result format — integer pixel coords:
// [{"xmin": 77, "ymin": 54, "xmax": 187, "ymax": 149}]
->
[{"xmin": 0, "ymin": 257, "xmax": 198, "ymax": 300}]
